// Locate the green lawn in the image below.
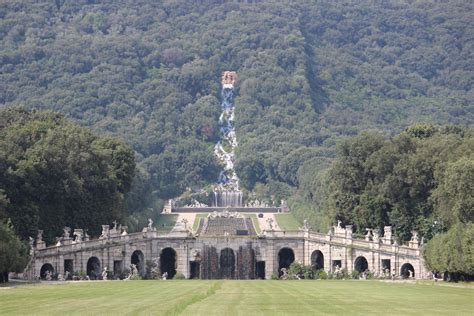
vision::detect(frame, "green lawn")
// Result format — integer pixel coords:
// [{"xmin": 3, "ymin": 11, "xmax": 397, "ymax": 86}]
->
[
  {"xmin": 155, "ymin": 214, "xmax": 178, "ymax": 233},
  {"xmin": 193, "ymin": 214, "xmax": 207, "ymax": 231},
  {"xmin": 0, "ymin": 280, "xmax": 472, "ymax": 315},
  {"xmin": 246, "ymin": 213, "xmax": 261, "ymax": 234},
  {"xmin": 275, "ymin": 213, "xmax": 301, "ymax": 230}
]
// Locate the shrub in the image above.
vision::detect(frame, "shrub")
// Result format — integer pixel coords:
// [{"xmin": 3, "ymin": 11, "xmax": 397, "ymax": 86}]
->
[
  {"xmin": 174, "ymin": 272, "xmax": 186, "ymax": 280},
  {"xmin": 366, "ymin": 271, "xmax": 375, "ymax": 280},
  {"xmin": 129, "ymin": 274, "xmax": 142, "ymax": 280},
  {"xmin": 315, "ymin": 269, "xmax": 328, "ymax": 280},
  {"xmin": 119, "ymin": 268, "xmax": 130, "ymax": 280},
  {"xmin": 351, "ymin": 271, "xmax": 360, "ymax": 279},
  {"xmin": 288, "ymin": 262, "xmax": 314, "ymax": 279},
  {"xmin": 72, "ymin": 271, "xmax": 86, "ymax": 281},
  {"xmin": 271, "ymin": 273, "xmax": 280, "ymax": 280}
]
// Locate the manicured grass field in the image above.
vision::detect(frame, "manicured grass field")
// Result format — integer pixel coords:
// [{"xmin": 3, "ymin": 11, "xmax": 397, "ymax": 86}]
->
[
  {"xmin": 0, "ymin": 280, "xmax": 472, "ymax": 315},
  {"xmin": 275, "ymin": 213, "xmax": 301, "ymax": 230},
  {"xmin": 155, "ymin": 214, "xmax": 178, "ymax": 233}
]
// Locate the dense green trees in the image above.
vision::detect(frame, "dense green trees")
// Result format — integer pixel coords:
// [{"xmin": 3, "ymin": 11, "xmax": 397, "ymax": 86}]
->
[
  {"xmin": 423, "ymin": 223, "xmax": 473, "ymax": 280},
  {"xmin": 0, "ymin": 2, "xmax": 472, "ymax": 276},
  {"xmin": 0, "ymin": 219, "xmax": 29, "ymax": 283},
  {"xmin": 0, "ymin": 108, "xmax": 135, "ymax": 241},
  {"xmin": 322, "ymin": 126, "xmax": 472, "ymax": 239},
  {"xmin": 0, "ymin": 1, "xmax": 471, "ymax": 214},
  {"xmin": 314, "ymin": 126, "xmax": 473, "ymax": 277}
]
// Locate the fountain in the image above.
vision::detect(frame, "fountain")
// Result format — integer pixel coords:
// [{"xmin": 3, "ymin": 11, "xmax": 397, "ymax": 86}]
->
[{"xmin": 213, "ymin": 71, "xmax": 243, "ymax": 207}]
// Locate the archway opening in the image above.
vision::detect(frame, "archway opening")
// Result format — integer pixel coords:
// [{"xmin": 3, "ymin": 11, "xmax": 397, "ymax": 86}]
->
[
  {"xmin": 160, "ymin": 247, "xmax": 177, "ymax": 279},
  {"xmin": 40, "ymin": 263, "xmax": 54, "ymax": 280},
  {"xmin": 354, "ymin": 256, "xmax": 368, "ymax": 273},
  {"xmin": 400, "ymin": 263, "xmax": 415, "ymax": 279},
  {"xmin": 190, "ymin": 261, "xmax": 200, "ymax": 279},
  {"xmin": 131, "ymin": 250, "xmax": 145, "ymax": 277},
  {"xmin": 256, "ymin": 261, "xmax": 265, "ymax": 279},
  {"xmin": 87, "ymin": 257, "xmax": 101, "ymax": 280},
  {"xmin": 278, "ymin": 248, "xmax": 295, "ymax": 276},
  {"xmin": 64, "ymin": 260, "xmax": 73, "ymax": 279},
  {"xmin": 220, "ymin": 248, "xmax": 235, "ymax": 279},
  {"xmin": 311, "ymin": 250, "xmax": 324, "ymax": 271}
]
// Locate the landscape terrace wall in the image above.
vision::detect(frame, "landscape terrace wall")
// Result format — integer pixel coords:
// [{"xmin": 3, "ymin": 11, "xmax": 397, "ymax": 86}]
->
[{"xmin": 28, "ymin": 224, "xmax": 428, "ymax": 280}]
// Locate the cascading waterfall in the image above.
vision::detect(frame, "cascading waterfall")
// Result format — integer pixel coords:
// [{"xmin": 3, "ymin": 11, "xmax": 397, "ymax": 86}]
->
[{"xmin": 214, "ymin": 71, "xmax": 243, "ymax": 207}]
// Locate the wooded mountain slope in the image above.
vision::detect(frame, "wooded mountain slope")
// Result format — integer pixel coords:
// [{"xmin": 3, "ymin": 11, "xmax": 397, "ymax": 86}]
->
[{"xmin": 1, "ymin": 1, "xmax": 472, "ymax": 220}]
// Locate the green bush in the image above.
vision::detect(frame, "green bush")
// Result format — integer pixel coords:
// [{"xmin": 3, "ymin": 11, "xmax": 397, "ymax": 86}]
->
[
  {"xmin": 72, "ymin": 271, "xmax": 86, "ymax": 281},
  {"xmin": 351, "ymin": 271, "xmax": 360, "ymax": 279},
  {"xmin": 174, "ymin": 272, "xmax": 186, "ymax": 280},
  {"xmin": 288, "ymin": 262, "xmax": 314, "ymax": 279},
  {"xmin": 315, "ymin": 269, "xmax": 328, "ymax": 280},
  {"xmin": 271, "ymin": 273, "xmax": 280, "ymax": 280}
]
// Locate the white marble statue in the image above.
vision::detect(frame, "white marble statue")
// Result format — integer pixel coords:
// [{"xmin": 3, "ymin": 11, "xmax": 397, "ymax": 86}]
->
[
  {"xmin": 102, "ymin": 267, "xmax": 108, "ymax": 280},
  {"xmin": 63, "ymin": 226, "xmax": 71, "ymax": 239},
  {"xmin": 148, "ymin": 218, "xmax": 153, "ymax": 230}
]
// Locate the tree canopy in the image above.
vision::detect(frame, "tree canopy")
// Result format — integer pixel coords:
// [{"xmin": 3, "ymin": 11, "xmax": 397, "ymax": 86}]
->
[
  {"xmin": 0, "ymin": 108, "xmax": 135, "ymax": 241},
  {"xmin": 0, "ymin": 1, "xmax": 471, "ymax": 212},
  {"xmin": 0, "ymin": 219, "xmax": 29, "ymax": 283}
]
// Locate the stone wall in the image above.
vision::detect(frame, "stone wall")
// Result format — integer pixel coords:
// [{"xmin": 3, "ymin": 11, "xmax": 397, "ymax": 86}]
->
[{"xmin": 28, "ymin": 228, "xmax": 427, "ymax": 280}]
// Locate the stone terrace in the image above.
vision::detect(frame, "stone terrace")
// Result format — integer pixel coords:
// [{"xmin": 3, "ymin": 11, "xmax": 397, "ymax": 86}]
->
[{"xmin": 199, "ymin": 217, "xmax": 256, "ymax": 236}]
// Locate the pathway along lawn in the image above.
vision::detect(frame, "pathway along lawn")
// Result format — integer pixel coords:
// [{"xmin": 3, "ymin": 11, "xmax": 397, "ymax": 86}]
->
[{"xmin": 0, "ymin": 280, "xmax": 472, "ymax": 315}]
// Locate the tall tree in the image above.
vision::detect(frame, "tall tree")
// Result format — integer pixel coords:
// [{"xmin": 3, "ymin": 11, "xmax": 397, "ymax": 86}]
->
[{"xmin": 0, "ymin": 108, "xmax": 135, "ymax": 241}]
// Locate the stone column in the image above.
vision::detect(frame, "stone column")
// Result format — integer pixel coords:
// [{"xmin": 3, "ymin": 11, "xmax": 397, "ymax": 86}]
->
[{"xmin": 265, "ymin": 240, "xmax": 275, "ymax": 279}]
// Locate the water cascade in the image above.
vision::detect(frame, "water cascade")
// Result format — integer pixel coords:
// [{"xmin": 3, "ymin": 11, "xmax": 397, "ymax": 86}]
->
[{"xmin": 213, "ymin": 71, "xmax": 243, "ymax": 207}]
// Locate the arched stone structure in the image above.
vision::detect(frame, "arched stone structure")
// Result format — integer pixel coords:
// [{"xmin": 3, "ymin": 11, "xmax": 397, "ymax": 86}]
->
[
  {"xmin": 87, "ymin": 257, "xmax": 101, "ymax": 280},
  {"xmin": 354, "ymin": 256, "xmax": 368, "ymax": 273},
  {"xmin": 160, "ymin": 247, "xmax": 177, "ymax": 279},
  {"xmin": 278, "ymin": 247, "xmax": 295, "ymax": 276},
  {"xmin": 220, "ymin": 248, "xmax": 235, "ymax": 279},
  {"xmin": 27, "ymin": 224, "xmax": 428, "ymax": 280},
  {"xmin": 131, "ymin": 250, "xmax": 145, "ymax": 277},
  {"xmin": 40, "ymin": 263, "xmax": 54, "ymax": 280},
  {"xmin": 400, "ymin": 263, "xmax": 415, "ymax": 279},
  {"xmin": 311, "ymin": 250, "xmax": 324, "ymax": 271}
]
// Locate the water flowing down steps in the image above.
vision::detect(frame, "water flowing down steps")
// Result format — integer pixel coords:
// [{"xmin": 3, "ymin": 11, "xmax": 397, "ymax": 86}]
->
[{"xmin": 213, "ymin": 71, "xmax": 243, "ymax": 207}]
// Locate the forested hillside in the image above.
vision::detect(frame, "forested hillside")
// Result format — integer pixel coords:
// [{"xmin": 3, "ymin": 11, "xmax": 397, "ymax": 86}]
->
[{"xmin": 1, "ymin": 1, "xmax": 472, "ymax": 230}]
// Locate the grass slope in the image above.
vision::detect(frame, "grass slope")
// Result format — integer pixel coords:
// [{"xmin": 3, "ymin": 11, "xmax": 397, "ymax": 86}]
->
[
  {"xmin": 275, "ymin": 213, "xmax": 301, "ymax": 230},
  {"xmin": 0, "ymin": 280, "xmax": 472, "ymax": 315},
  {"xmin": 155, "ymin": 214, "xmax": 178, "ymax": 233}
]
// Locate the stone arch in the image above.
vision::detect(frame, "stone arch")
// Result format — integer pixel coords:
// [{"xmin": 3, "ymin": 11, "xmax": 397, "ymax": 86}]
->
[
  {"xmin": 87, "ymin": 256, "xmax": 101, "ymax": 280},
  {"xmin": 220, "ymin": 248, "xmax": 235, "ymax": 279},
  {"xmin": 354, "ymin": 256, "xmax": 368, "ymax": 273},
  {"xmin": 160, "ymin": 247, "xmax": 177, "ymax": 279},
  {"xmin": 40, "ymin": 263, "xmax": 54, "ymax": 280},
  {"xmin": 131, "ymin": 250, "xmax": 145, "ymax": 277},
  {"xmin": 311, "ymin": 250, "xmax": 324, "ymax": 271},
  {"xmin": 400, "ymin": 263, "xmax": 415, "ymax": 279},
  {"xmin": 278, "ymin": 247, "xmax": 295, "ymax": 276}
]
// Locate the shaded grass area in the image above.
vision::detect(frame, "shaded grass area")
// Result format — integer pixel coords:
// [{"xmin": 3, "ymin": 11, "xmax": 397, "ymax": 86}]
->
[
  {"xmin": 246, "ymin": 213, "xmax": 261, "ymax": 234},
  {"xmin": 0, "ymin": 280, "xmax": 472, "ymax": 315},
  {"xmin": 155, "ymin": 214, "xmax": 178, "ymax": 233},
  {"xmin": 274, "ymin": 213, "xmax": 301, "ymax": 230}
]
